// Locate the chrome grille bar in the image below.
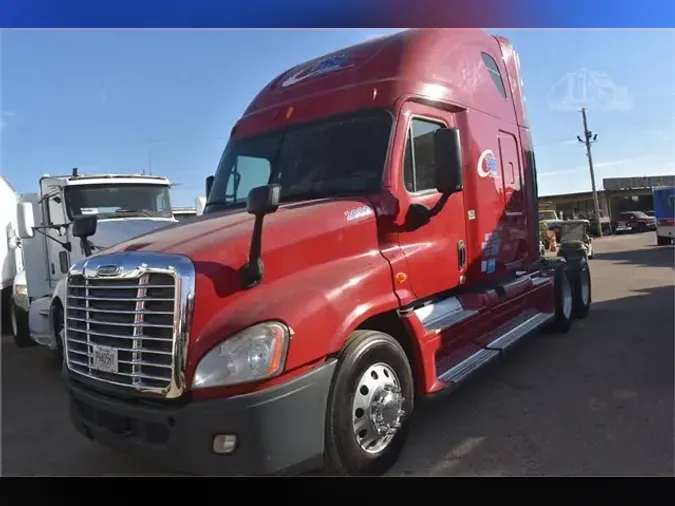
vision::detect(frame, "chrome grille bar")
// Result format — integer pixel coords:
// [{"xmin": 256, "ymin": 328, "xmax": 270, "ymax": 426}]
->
[{"xmin": 64, "ymin": 252, "xmax": 195, "ymax": 398}]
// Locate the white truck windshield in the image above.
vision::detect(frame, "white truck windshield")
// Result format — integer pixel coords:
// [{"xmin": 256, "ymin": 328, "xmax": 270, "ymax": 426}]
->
[{"xmin": 65, "ymin": 184, "xmax": 173, "ymax": 220}]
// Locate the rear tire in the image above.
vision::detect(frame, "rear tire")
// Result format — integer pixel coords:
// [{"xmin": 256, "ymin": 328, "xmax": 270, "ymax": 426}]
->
[
  {"xmin": 544, "ymin": 260, "xmax": 574, "ymax": 334},
  {"xmin": 11, "ymin": 298, "xmax": 34, "ymax": 348},
  {"xmin": 323, "ymin": 330, "xmax": 414, "ymax": 476},
  {"xmin": 570, "ymin": 257, "xmax": 591, "ymax": 319}
]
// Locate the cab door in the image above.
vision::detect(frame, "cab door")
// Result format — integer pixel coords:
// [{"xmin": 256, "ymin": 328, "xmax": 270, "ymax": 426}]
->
[
  {"xmin": 394, "ymin": 103, "xmax": 468, "ymax": 300},
  {"xmin": 39, "ymin": 179, "xmax": 71, "ymax": 289},
  {"xmin": 497, "ymin": 131, "xmax": 527, "ymax": 269}
]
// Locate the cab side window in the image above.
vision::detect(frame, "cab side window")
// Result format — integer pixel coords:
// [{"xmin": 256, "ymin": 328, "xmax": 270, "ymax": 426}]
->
[
  {"xmin": 225, "ymin": 155, "xmax": 271, "ymax": 203},
  {"xmin": 403, "ymin": 118, "xmax": 444, "ymax": 193},
  {"xmin": 481, "ymin": 52, "xmax": 508, "ymax": 99},
  {"xmin": 46, "ymin": 192, "xmax": 67, "ymax": 226}
]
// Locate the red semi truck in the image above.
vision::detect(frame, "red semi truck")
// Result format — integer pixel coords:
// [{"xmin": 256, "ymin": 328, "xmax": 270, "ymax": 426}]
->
[{"xmin": 63, "ymin": 29, "xmax": 592, "ymax": 476}]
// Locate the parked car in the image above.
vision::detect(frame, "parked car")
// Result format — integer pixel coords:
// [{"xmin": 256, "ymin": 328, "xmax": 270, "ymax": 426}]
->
[{"xmin": 611, "ymin": 211, "xmax": 657, "ymax": 234}]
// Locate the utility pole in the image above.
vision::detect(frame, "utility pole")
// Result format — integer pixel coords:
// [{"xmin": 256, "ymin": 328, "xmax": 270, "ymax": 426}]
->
[{"xmin": 576, "ymin": 107, "xmax": 603, "ymax": 237}]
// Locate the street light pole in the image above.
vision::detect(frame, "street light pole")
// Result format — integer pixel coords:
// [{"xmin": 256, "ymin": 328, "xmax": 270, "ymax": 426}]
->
[{"xmin": 577, "ymin": 107, "xmax": 603, "ymax": 237}]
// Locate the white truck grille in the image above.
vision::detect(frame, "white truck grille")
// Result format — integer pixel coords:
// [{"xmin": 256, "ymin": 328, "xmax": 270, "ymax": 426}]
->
[{"xmin": 64, "ymin": 253, "xmax": 195, "ymax": 398}]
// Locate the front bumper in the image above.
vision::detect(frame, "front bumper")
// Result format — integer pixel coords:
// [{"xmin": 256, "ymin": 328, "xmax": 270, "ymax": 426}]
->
[{"xmin": 67, "ymin": 359, "xmax": 337, "ymax": 475}]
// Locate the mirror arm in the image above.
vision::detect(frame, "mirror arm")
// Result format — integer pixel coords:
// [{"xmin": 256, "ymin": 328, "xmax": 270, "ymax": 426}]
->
[
  {"xmin": 31, "ymin": 226, "xmax": 72, "ymax": 252},
  {"xmin": 428, "ymin": 192, "xmax": 451, "ymax": 218},
  {"xmin": 241, "ymin": 215, "xmax": 265, "ymax": 289},
  {"xmin": 80, "ymin": 239, "xmax": 93, "ymax": 257}
]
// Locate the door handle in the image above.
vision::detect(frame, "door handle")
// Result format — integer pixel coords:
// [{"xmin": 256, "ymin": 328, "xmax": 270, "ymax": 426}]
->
[{"xmin": 457, "ymin": 240, "xmax": 466, "ymax": 271}]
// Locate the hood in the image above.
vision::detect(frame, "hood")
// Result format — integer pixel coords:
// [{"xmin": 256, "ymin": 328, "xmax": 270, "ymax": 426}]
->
[
  {"xmin": 106, "ymin": 198, "xmax": 379, "ymax": 266},
  {"xmin": 89, "ymin": 217, "xmax": 178, "ymax": 251}
]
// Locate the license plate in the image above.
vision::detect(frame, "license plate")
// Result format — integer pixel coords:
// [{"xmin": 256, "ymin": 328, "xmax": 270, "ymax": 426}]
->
[{"xmin": 92, "ymin": 345, "xmax": 119, "ymax": 373}]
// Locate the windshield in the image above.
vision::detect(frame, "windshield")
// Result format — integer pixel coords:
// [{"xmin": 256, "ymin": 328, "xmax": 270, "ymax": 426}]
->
[
  {"xmin": 539, "ymin": 210, "xmax": 557, "ymax": 221},
  {"xmin": 65, "ymin": 184, "xmax": 173, "ymax": 220},
  {"xmin": 205, "ymin": 109, "xmax": 392, "ymax": 212}
]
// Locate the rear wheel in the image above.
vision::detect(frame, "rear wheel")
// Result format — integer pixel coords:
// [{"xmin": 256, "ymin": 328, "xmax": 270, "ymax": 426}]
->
[
  {"xmin": 544, "ymin": 261, "xmax": 574, "ymax": 334},
  {"xmin": 570, "ymin": 257, "xmax": 591, "ymax": 319},
  {"xmin": 323, "ymin": 330, "xmax": 414, "ymax": 476}
]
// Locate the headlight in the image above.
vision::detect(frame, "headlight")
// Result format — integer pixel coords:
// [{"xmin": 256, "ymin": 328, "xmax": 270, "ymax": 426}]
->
[
  {"xmin": 192, "ymin": 321, "xmax": 290, "ymax": 389},
  {"xmin": 14, "ymin": 284, "xmax": 27, "ymax": 296}
]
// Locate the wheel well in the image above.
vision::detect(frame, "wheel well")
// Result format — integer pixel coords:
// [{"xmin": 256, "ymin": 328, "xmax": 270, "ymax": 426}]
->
[{"xmin": 354, "ymin": 311, "xmax": 419, "ymax": 393}]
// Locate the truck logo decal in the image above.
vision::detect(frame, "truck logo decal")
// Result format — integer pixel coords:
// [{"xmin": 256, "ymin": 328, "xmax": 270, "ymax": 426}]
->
[
  {"xmin": 96, "ymin": 265, "xmax": 122, "ymax": 277},
  {"xmin": 345, "ymin": 206, "xmax": 373, "ymax": 222},
  {"xmin": 281, "ymin": 54, "xmax": 352, "ymax": 88},
  {"xmin": 477, "ymin": 149, "xmax": 498, "ymax": 178}
]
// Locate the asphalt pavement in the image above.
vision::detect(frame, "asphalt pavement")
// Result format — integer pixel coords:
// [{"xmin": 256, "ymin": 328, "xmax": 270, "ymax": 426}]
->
[{"xmin": 2, "ymin": 233, "xmax": 673, "ymax": 476}]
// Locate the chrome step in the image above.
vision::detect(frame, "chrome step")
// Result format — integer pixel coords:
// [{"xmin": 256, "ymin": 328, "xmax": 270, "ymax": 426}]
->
[
  {"xmin": 415, "ymin": 297, "xmax": 477, "ymax": 333},
  {"xmin": 485, "ymin": 312, "xmax": 554, "ymax": 352},
  {"xmin": 435, "ymin": 311, "xmax": 554, "ymax": 386},
  {"xmin": 438, "ymin": 348, "xmax": 500, "ymax": 384}
]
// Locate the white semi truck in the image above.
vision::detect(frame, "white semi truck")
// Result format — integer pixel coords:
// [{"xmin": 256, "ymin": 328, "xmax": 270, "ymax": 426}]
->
[
  {"xmin": 13, "ymin": 169, "xmax": 180, "ymax": 358},
  {"xmin": 1, "ymin": 175, "xmax": 25, "ymax": 334}
]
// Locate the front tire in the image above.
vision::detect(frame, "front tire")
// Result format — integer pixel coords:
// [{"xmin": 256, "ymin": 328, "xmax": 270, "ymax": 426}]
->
[
  {"xmin": 11, "ymin": 298, "xmax": 34, "ymax": 348},
  {"xmin": 323, "ymin": 330, "xmax": 414, "ymax": 476},
  {"xmin": 51, "ymin": 304, "xmax": 66, "ymax": 367}
]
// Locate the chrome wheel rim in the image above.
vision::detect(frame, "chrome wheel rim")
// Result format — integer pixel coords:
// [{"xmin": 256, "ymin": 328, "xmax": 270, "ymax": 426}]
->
[{"xmin": 352, "ymin": 362, "xmax": 406, "ymax": 454}]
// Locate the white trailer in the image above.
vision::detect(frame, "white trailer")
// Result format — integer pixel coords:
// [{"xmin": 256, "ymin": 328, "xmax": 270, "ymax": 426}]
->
[
  {"xmin": 1, "ymin": 176, "xmax": 24, "ymax": 333},
  {"xmin": 13, "ymin": 169, "xmax": 179, "ymax": 355}
]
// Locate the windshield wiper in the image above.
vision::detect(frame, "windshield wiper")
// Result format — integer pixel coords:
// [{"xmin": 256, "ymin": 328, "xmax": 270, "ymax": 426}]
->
[
  {"xmin": 114, "ymin": 208, "xmax": 153, "ymax": 217},
  {"xmin": 280, "ymin": 191, "xmax": 331, "ymax": 203},
  {"xmin": 203, "ymin": 199, "xmax": 245, "ymax": 211}
]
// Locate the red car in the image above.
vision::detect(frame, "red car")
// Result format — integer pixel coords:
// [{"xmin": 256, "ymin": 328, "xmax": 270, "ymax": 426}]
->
[{"xmin": 612, "ymin": 211, "xmax": 657, "ymax": 234}]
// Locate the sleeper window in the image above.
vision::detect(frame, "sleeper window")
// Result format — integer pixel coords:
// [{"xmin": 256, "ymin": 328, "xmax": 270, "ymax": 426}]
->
[
  {"xmin": 481, "ymin": 52, "xmax": 508, "ymax": 99},
  {"xmin": 403, "ymin": 118, "xmax": 444, "ymax": 193}
]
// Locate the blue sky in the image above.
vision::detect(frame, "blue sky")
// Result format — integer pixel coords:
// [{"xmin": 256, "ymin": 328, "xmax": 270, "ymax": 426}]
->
[{"xmin": 1, "ymin": 29, "xmax": 673, "ymax": 207}]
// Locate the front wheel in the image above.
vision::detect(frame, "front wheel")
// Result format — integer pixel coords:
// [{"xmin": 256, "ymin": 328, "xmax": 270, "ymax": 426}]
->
[
  {"xmin": 323, "ymin": 330, "xmax": 414, "ymax": 476},
  {"xmin": 11, "ymin": 298, "xmax": 34, "ymax": 348}
]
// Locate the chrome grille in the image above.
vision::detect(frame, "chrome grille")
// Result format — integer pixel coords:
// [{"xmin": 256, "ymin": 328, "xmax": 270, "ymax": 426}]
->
[{"xmin": 65, "ymin": 252, "xmax": 195, "ymax": 398}]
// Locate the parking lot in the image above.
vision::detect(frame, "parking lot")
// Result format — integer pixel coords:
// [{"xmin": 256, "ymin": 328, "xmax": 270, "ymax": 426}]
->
[{"xmin": 1, "ymin": 232, "xmax": 673, "ymax": 476}]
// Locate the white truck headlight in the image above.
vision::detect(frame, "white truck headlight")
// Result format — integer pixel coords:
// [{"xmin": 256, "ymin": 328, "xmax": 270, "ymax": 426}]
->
[{"xmin": 192, "ymin": 321, "xmax": 290, "ymax": 389}]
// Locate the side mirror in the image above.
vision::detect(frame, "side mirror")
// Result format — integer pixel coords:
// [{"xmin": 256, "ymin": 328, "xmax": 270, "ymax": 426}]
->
[
  {"xmin": 433, "ymin": 127, "xmax": 463, "ymax": 194},
  {"xmin": 17, "ymin": 202, "xmax": 35, "ymax": 239},
  {"xmin": 247, "ymin": 184, "xmax": 281, "ymax": 217},
  {"xmin": 195, "ymin": 196, "xmax": 206, "ymax": 216},
  {"xmin": 72, "ymin": 215, "xmax": 97, "ymax": 239},
  {"xmin": 205, "ymin": 175, "xmax": 215, "ymax": 199}
]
